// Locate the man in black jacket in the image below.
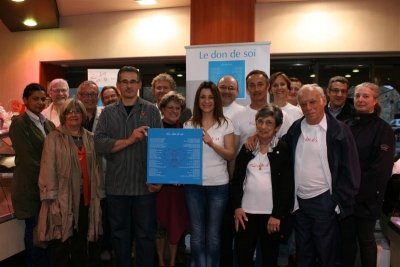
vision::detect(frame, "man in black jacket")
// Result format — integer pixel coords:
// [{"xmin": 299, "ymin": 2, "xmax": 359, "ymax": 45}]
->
[
  {"xmin": 283, "ymin": 84, "xmax": 360, "ymax": 267},
  {"xmin": 324, "ymin": 76, "xmax": 355, "ymax": 121}
]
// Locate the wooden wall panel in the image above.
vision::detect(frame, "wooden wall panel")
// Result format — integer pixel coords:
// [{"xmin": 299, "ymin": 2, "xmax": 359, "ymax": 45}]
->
[
  {"xmin": 39, "ymin": 62, "xmax": 65, "ymax": 91},
  {"xmin": 190, "ymin": 0, "xmax": 255, "ymax": 45}
]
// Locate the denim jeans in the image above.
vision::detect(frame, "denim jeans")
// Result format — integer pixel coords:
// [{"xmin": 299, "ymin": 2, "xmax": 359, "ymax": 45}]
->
[
  {"xmin": 24, "ymin": 215, "xmax": 50, "ymax": 267},
  {"xmin": 107, "ymin": 194, "xmax": 157, "ymax": 267},
  {"xmin": 184, "ymin": 184, "xmax": 228, "ymax": 267}
]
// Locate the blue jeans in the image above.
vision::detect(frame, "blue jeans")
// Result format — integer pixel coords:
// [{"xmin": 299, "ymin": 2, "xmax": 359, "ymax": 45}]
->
[
  {"xmin": 184, "ymin": 184, "xmax": 228, "ymax": 267},
  {"xmin": 24, "ymin": 215, "xmax": 50, "ymax": 267},
  {"xmin": 107, "ymin": 194, "xmax": 157, "ymax": 267}
]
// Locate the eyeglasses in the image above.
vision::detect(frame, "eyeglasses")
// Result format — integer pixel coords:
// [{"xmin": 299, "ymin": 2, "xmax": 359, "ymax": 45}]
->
[
  {"xmin": 165, "ymin": 106, "xmax": 182, "ymax": 111},
  {"xmin": 329, "ymin": 89, "xmax": 348, "ymax": 95},
  {"xmin": 119, "ymin": 80, "xmax": 139, "ymax": 85},
  {"xmin": 52, "ymin": 89, "xmax": 68, "ymax": 94},
  {"xmin": 155, "ymin": 86, "xmax": 171, "ymax": 91},
  {"xmin": 248, "ymin": 83, "xmax": 266, "ymax": 90},
  {"xmin": 65, "ymin": 109, "xmax": 82, "ymax": 115},
  {"xmin": 79, "ymin": 92, "xmax": 98, "ymax": 99},
  {"xmin": 103, "ymin": 94, "xmax": 117, "ymax": 100},
  {"xmin": 219, "ymin": 85, "xmax": 236, "ymax": 92},
  {"xmin": 256, "ymin": 118, "xmax": 275, "ymax": 128}
]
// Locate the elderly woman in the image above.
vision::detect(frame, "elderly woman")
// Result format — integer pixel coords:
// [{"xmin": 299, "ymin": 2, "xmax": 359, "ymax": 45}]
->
[
  {"xmin": 184, "ymin": 81, "xmax": 235, "ymax": 267},
  {"xmin": 340, "ymin": 83, "xmax": 395, "ymax": 267},
  {"xmin": 37, "ymin": 99, "xmax": 104, "ymax": 267},
  {"xmin": 231, "ymin": 104, "xmax": 293, "ymax": 267},
  {"xmin": 155, "ymin": 91, "xmax": 189, "ymax": 267}
]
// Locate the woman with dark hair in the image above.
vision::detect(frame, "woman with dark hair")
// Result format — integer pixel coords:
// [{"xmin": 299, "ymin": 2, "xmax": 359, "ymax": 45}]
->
[
  {"xmin": 183, "ymin": 81, "xmax": 235, "ymax": 267},
  {"xmin": 9, "ymin": 83, "xmax": 55, "ymax": 267},
  {"xmin": 340, "ymin": 82, "xmax": 395, "ymax": 267},
  {"xmin": 155, "ymin": 91, "xmax": 189, "ymax": 267},
  {"xmin": 231, "ymin": 104, "xmax": 293, "ymax": 267},
  {"xmin": 37, "ymin": 98, "xmax": 104, "ymax": 267}
]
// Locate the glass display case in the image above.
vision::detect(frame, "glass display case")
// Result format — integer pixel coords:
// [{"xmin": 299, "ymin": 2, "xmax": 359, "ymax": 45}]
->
[{"xmin": 0, "ymin": 131, "xmax": 15, "ymax": 223}]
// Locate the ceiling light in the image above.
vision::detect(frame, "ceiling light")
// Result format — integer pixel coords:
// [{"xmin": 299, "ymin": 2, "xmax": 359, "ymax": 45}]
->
[
  {"xmin": 12, "ymin": 0, "xmax": 25, "ymax": 2},
  {"xmin": 135, "ymin": 0, "xmax": 158, "ymax": 5},
  {"xmin": 345, "ymin": 74, "xmax": 351, "ymax": 78},
  {"xmin": 177, "ymin": 74, "xmax": 183, "ymax": 77},
  {"xmin": 310, "ymin": 74, "xmax": 315, "ymax": 78},
  {"xmin": 23, "ymin": 19, "xmax": 37, "ymax": 27},
  {"xmin": 352, "ymin": 69, "xmax": 359, "ymax": 73}
]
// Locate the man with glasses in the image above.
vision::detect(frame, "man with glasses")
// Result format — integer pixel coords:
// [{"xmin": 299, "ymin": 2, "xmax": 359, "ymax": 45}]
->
[
  {"xmin": 217, "ymin": 75, "xmax": 245, "ymax": 119},
  {"xmin": 42, "ymin": 78, "xmax": 69, "ymax": 126},
  {"xmin": 151, "ymin": 73, "xmax": 192, "ymax": 124},
  {"xmin": 325, "ymin": 76, "xmax": 355, "ymax": 121},
  {"xmin": 282, "ymin": 84, "xmax": 360, "ymax": 267},
  {"xmin": 94, "ymin": 66, "xmax": 162, "ymax": 267},
  {"xmin": 101, "ymin": 85, "xmax": 120, "ymax": 106},
  {"xmin": 77, "ymin": 80, "xmax": 101, "ymax": 132}
]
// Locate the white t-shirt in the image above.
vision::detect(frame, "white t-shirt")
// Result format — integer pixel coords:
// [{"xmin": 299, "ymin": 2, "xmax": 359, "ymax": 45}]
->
[
  {"xmin": 242, "ymin": 151, "xmax": 273, "ymax": 214},
  {"xmin": 223, "ymin": 101, "xmax": 245, "ymax": 119},
  {"xmin": 184, "ymin": 119, "xmax": 234, "ymax": 186},
  {"xmin": 281, "ymin": 103, "xmax": 303, "ymax": 122},
  {"xmin": 231, "ymin": 105, "xmax": 293, "ymax": 149}
]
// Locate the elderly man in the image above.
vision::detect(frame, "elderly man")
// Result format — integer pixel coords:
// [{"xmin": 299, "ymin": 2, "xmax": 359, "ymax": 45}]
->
[
  {"xmin": 151, "ymin": 73, "xmax": 192, "ymax": 124},
  {"xmin": 282, "ymin": 84, "xmax": 360, "ymax": 267},
  {"xmin": 42, "ymin": 78, "xmax": 69, "ymax": 126},
  {"xmin": 217, "ymin": 75, "xmax": 245, "ymax": 119},
  {"xmin": 77, "ymin": 80, "xmax": 102, "ymax": 132},
  {"xmin": 94, "ymin": 66, "xmax": 162, "ymax": 267},
  {"xmin": 324, "ymin": 76, "xmax": 355, "ymax": 121},
  {"xmin": 101, "ymin": 85, "xmax": 120, "ymax": 106}
]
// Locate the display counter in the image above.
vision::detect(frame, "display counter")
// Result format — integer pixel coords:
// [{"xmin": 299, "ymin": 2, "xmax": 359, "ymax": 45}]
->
[{"xmin": 0, "ymin": 132, "xmax": 25, "ymax": 261}]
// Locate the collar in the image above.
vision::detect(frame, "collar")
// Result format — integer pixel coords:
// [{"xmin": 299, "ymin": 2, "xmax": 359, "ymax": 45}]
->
[
  {"xmin": 301, "ymin": 113, "xmax": 327, "ymax": 132},
  {"xmin": 26, "ymin": 109, "xmax": 47, "ymax": 124},
  {"xmin": 252, "ymin": 135, "xmax": 279, "ymax": 156},
  {"xmin": 327, "ymin": 102, "xmax": 344, "ymax": 117}
]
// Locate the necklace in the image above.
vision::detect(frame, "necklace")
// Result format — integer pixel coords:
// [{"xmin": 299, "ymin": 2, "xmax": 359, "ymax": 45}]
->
[{"xmin": 258, "ymin": 153, "xmax": 268, "ymax": 170}]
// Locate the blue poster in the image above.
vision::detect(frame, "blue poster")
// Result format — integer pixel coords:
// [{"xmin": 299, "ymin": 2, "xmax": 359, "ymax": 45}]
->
[
  {"xmin": 208, "ymin": 60, "xmax": 246, "ymax": 99},
  {"xmin": 147, "ymin": 128, "xmax": 203, "ymax": 184}
]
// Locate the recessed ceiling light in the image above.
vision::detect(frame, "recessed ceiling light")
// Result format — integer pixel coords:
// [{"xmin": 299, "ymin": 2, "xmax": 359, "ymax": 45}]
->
[
  {"xmin": 352, "ymin": 69, "xmax": 359, "ymax": 73},
  {"xmin": 177, "ymin": 74, "xmax": 183, "ymax": 77},
  {"xmin": 310, "ymin": 74, "xmax": 315, "ymax": 78},
  {"xmin": 345, "ymin": 74, "xmax": 351, "ymax": 78},
  {"xmin": 23, "ymin": 19, "xmax": 37, "ymax": 26},
  {"xmin": 12, "ymin": 0, "xmax": 25, "ymax": 2},
  {"xmin": 135, "ymin": 0, "xmax": 158, "ymax": 5}
]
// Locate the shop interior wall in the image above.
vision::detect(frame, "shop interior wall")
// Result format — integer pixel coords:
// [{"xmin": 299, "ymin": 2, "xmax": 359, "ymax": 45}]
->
[{"xmin": 0, "ymin": 1, "xmax": 400, "ymax": 105}]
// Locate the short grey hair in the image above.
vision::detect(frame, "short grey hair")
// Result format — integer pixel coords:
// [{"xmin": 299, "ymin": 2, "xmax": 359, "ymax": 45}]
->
[
  {"xmin": 59, "ymin": 98, "xmax": 87, "ymax": 125},
  {"xmin": 255, "ymin": 104, "xmax": 283, "ymax": 127},
  {"xmin": 298, "ymin": 83, "xmax": 325, "ymax": 102},
  {"xmin": 328, "ymin": 76, "xmax": 349, "ymax": 89},
  {"xmin": 159, "ymin": 91, "xmax": 186, "ymax": 111},
  {"xmin": 48, "ymin": 78, "xmax": 69, "ymax": 93},
  {"xmin": 77, "ymin": 80, "xmax": 99, "ymax": 95}
]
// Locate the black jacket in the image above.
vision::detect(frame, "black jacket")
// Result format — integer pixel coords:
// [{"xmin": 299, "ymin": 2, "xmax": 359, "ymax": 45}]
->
[
  {"xmin": 325, "ymin": 102, "xmax": 355, "ymax": 122},
  {"xmin": 231, "ymin": 140, "xmax": 294, "ymax": 220},
  {"xmin": 346, "ymin": 111, "xmax": 396, "ymax": 220},
  {"xmin": 282, "ymin": 113, "xmax": 361, "ymax": 218}
]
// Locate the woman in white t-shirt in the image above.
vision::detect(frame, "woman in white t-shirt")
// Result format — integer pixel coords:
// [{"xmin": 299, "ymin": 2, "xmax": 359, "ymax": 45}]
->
[
  {"xmin": 184, "ymin": 81, "xmax": 235, "ymax": 267},
  {"xmin": 231, "ymin": 104, "xmax": 293, "ymax": 267},
  {"xmin": 270, "ymin": 72, "xmax": 303, "ymax": 123}
]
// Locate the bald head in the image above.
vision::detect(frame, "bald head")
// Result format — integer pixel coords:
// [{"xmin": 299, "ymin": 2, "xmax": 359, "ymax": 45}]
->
[{"xmin": 217, "ymin": 75, "xmax": 239, "ymax": 107}]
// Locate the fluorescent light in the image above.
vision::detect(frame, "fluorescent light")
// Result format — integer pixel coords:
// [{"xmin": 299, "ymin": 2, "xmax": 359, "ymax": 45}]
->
[
  {"xmin": 177, "ymin": 74, "xmax": 183, "ymax": 77},
  {"xmin": 345, "ymin": 74, "xmax": 351, "ymax": 78},
  {"xmin": 12, "ymin": 0, "xmax": 25, "ymax": 2},
  {"xmin": 136, "ymin": 0, "xmax": 158, "ymax": 5},
  {"xmin": 23, "ymin": 19, "xmax": 37, "ymax": 26},
  {"xmin": 310, "ymin": 74, "xmax": 315, "ymax": 78},
  {"xmin": 352, "ymin": 69, "xmax": 359, "ymax": 73}
]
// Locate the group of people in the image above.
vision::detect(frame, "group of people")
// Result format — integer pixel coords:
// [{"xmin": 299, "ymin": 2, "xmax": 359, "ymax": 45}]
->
[{"xmin": 9, "ymin": 65, "xmax": 396, "ymax": 267}]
